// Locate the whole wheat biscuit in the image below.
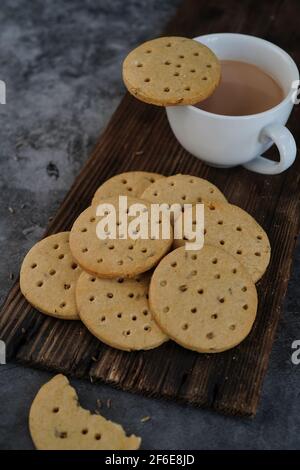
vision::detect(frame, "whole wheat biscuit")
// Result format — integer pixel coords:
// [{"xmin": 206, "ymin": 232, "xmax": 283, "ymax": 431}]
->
[
  {"xmin": 29, "ymin": 374, "xmax": 141, "ymax": 450},
  {"xmin": 70, "ymin": 197, "xmax": 173, "ymax": 278},
  {"xmin": 173, "ymin": 202, "xmax": 271, "ymax": 282},
  {"xmin": 123, "ymin": 36, "xmax": 221, "ymax": 106},
  {"xmin": 149, "ymin": 245, "xmax": 258, "ymax": 353},
  {"xmin": 20, "ymin": 232, "xmax": 82, "ymax": 320},
  {"xmin": 76, "ymin": 272, "xmax": 167, "ymax": 351},
  {"xmin": 92, "ymin": 171, "xmax": 165, "ymax": 205},
  {"xmin": 141, "ymin": 174, "xmax": 227, "ymax": 208}
]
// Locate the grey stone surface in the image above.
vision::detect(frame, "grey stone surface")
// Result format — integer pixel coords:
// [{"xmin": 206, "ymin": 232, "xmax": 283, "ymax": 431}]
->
[{"xmin": 0, "ymin": 0, "xmax": 300, "ymax": 450}]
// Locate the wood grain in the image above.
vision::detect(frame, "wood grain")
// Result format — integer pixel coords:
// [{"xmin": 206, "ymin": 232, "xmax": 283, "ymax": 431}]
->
[{"xmin": 1, "ymin": 0, "xmax": 300, "ymax": 416}]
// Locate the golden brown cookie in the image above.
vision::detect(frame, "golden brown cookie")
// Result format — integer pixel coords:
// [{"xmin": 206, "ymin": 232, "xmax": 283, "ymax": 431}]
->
[
  {"xmin": 76, "ymin": 272, "xmax": 167, "ymax": 351},
  {"xmin": 29, "ymin": 374, "xmax": 141, "ymax": 450},
  {"xmin": 20, "ymin": 232, "xmax": 82, "ymax": 320},
  {"xmin": 141, "ymin": 174, "xmax": 227, "ymax": 208},
  {"xmin": 149, "ymin": 245, "xmax": 258, "ymax": 353},
  {"xmin": 173, "ymin": 202, "xmax": 271, "ymax": 282},
  {"xmin": 70, "ymin": 197, "xmax": 173, "ymax": 278},
  {"xmin": 123, "ymin": 36, "xmax": 221, "ymax": 106},
  {"xmin": 92, "ymin": 171, "xmax": 164, "ymax": 205}
]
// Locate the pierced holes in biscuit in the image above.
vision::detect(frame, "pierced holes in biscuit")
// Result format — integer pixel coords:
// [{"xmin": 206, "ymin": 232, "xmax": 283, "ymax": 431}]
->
[
  {"xmin": 160, "ymin": 280, "xmax": 167, "ymax": 287},
  {"xmin": 209, "ymin": 204, "xmax": 215, "ymax": 211},
  {"xmin": 193, "ymin": 52, "xmax": 199, "ymax": 56},
  {"xmin": 128, "ymin": 245, "xmax": 134, "ymax": 250},
  {"xmin": 90, "ymin": 217, "xmax": 95, "ymax": 223},
  {"xmin": 190, "ymin": 270, "xmax": 197, "ymax": 276},
  {"xmin": 255, "ymin": 252, "xmax": 261, "ymax": 257},
  {"xmin": 117, "ymin": 312, "xmax": 122, "ymax": 318},
  {"xmin": 121, "ymin": 179, "xmax": 127, "ymax": 184},
  {"xmin": 236, "ymin": 250, "xmax": 242, "ymax": 255},
  {"xmin": 206, "ymin": 64, "xmax": 212, "ymax": 68},
  {"xmin": 31, "ymin": 263, "xmax": 37, "ymax": 269},
  {"xmin": 37, "ymin": 281, "xmax": 43, "ymax": 287},
  {"xmin": 128, "ymin": 292, "xmax": 134, "ymax": 298},
  {"xmin": 144, "ymin": 325, "xmax": 151, "ymax": 332},
  {"xmin": 218, "ymin": 220, "xmax": 223, "ymax": 225},
  {"xmin": 214, "ymin": 273, "xmax": 221, "ymax": 279},
  {"xmin": 117, "ymin": 260, "xmax": 124, "ymax": 265},
  {"xmin": 171, "ymin": 262, "xmax": 177, "ymax": 268},
  {"xmin": 64, "ymin": 283, "xmax": 71, "ymax": 290},
  {"xmin": 124, "ymin": 329, "xmax": 131, "ymax": 336},
  {"xmin": 81, "ymin": 227, "xmax": 87, "ymax": 232},
  {"xmin": 143, "ymin": 309, "xmax": 148, "ymax": 316},
  {"xmin": 144, "ymin": 78, "xmax": 151, "ymax": 83},
  {"xmin": 108, "ymin": 244, "xmax": 114, "ymax": 250},
  {"xmin": 174, "ymin": 72, "xmax": 180, "ymax": 77},
  {"xmin": 175, "ymin": 64, "xmax": 181, "ymax": 68},
  {"xmin": 243, "ymin": 304, "xmax": 249, "ymax": 310},
  {"xmin": 163, "ymin": 306, "xmax": 170, "ymax": 313},
  {"xmin": 164, "ymin": 87, "xmax": 170, "ymax": 93},
  {"xmin": 212, "ymin": 258, "xmax": 218, "ymax": 264},
  {"xmin": 190, "ymin": 69, "xmax": 196, "ymax": 73},
  {"xmin": 257, "ymin": 235, "xmax": 262, "ymax": 240},
  {"xmin": 60, "ymin": 302, "xmax": 66, "ymax": 308},
  {"xmin": 127, "ymin": 187, "xmax": 132, "ymax": 192},
  {"xmin": 191, "ymin": 254, "xmax": 197, "ymax": 260},
  {"xmin": 53, "ymin": 244, "xmax": 59, "ymax": 250},
  {"xmin": 184, "ymin": 86, "xmax": 191, "ymax": 91},
  {"xmin": 58, "ymin": 253, "xmax": 65, "ymax": 259},
  {"xmin": 164, "ymin": 60, "xmax": 171, "ymax": 65},
  {"xmin": 181, "ymin": 195, "xmax": 186, "ymax": 201},
  {"xmin": 131, "ymin": 315, "xmax": 137, "ymax": 321},
  {"xmin": 191, "ymin": 307, "xmax": 197, "ymax": 313},
  {"xmin": 179, "ymin": 54, "xmax": 185, "ymax": 59},
  {"xmin": 179, "ymin": 284, "xmax": 188, "ymax": 292},
  {"xmin": 166, "ymin": 42, "xmax": 171, "ymax": 47},
  {"xmin": 182, "ymin": 323, "xmax": 189, "ymax": 330},
  {"xmin": 202, "ymin": 76, "xmax": 208, "ymax": 81},
  {"xmin": 197, "ymin": 288, "xmax": 204, "ymax": 294},
  {"xmin": 236, "ymin": 226, "xmax": 242, "ymax": 232},
  {"xmin": 197, "ymin": 197, "xmax": 202, "ymax": 203},
  {"xmin": 49, "ymin": 269, "xmax": 56, "ymax": 276},
  {"xmin": 206, "ymin": 332, "xmax": 214, "ymax": 339},
  {"xmin": 145, "ymin": 49, "xmax": 152, "ymax": 54},
  {"xmin": 232, "ymin": 268, "xmax": 237, "ymax": 274},
  {"xmin": 229, "ymin": 324, "xmax": 236, "ymax": 330},
  {"xmin": 100, "ymin": 316, "xmax": 106, "ymax": 322},
  {"xmin": 141, "ymin": 247, "xmax": 147, "ymax": 253},
  {"xmin": 218, "ymin": 297, "xmax": 225, "ymax": 304},
  {"xmin": 71, "ymin": 262, "xmax": 78, "ymax": 269},
  {"xmin": 90, "ymin": 277, "xmax": 96, "ymax": 282},
  {"xmin": 82, "ymin": 428, "xmax": 88, "ymax": 435},
  {"xmin": 59, "ymin": 432, "xmax": 67, "ymax": 439},
  {"xmin": 106, "ymin": 292, "xmax": 113, "ymax": 299},
  {"xmin": 82, "ymin": 248, "xmax": 88, "ymax": 253},
  {"xmin": 52, "ymin": 407, "xmax": 59, "ymax": 413},
  {"xmin": 211, "ymin": 313, "xmax": 218, "ymax": 319},
  {"xmin": 89, "ymin": 296, "xmax": 95, "ymax": 302},
  {"xmin": 117, "ymin": 278, "xmax": 124, "ymax": 283},
  {"xmin": 97, "ymin": 258, "xmax": 103, "ymax": 264},
  {"xmin": 241, "ymin": 286, "xmax": 247, "ymax": 292},
  {"xmin": 95, "ymin": 433, "xmax": 101, "ymax": 441},
  {"xmin": 219, "ymin": 240, "xmax": 225, "ymax": 246},
  {"xmin": 136, "ymin": 63, "xmax": 143, "ymax": 68}
]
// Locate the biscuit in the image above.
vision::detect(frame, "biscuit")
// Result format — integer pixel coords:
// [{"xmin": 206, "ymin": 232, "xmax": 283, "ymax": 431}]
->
[
  {"xmin": 123, "ymin": 36, "xmax": 221, "ymax": 106},
  {"xmin": 92, "ymin": 171, "xmax": 164, "ymax": 205},
  {"xmin": 20, "ymin": 232, "xmax": 82, "ymax": 320},
  {"xmin": 173, "ymin": 202, "xmax": 271, "ymax": 282},
  {"xmin": 141, "ymin": 174, "xmax": 227, "ymax": 209},
  {"xmin": 149, "ymin": 245, "xmax": 258, "ymax": 353},
  {"xmin": 29, "ymin": 374, "xmax": 141, "ymax": 450},
  {"xmin": 76, "ymin": 272, "xmax": 167, "ymax": 351},
  {"xmin": 69, "ymin": 197, "xmax": 173, "ymax": 278}
]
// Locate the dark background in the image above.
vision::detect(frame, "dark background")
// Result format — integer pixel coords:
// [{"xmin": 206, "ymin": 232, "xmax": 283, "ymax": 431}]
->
[{"xmin": 0, "ymin": 0, "xmax": 300, "ymax": 449}]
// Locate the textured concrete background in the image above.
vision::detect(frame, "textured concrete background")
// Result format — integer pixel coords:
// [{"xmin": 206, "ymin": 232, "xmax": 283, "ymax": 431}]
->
[{"xmin": 0, "ymin": 0, "xmax": 300, "ymax": 450}]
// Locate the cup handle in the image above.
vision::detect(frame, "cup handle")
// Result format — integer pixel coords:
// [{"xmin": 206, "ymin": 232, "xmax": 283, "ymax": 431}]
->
[{"xmin": 243, "ymin": 123, "xmax": 297, "ymax": 175}]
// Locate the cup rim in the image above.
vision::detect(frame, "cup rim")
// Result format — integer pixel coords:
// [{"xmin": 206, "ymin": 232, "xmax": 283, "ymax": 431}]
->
[{"xmin": 186, "ymin": 32, "xmax": 299, "ymax": 120}]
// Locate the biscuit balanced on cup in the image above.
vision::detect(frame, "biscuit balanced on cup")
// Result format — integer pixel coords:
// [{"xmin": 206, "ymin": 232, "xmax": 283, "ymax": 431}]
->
[{"xmin": 123, "ymin": 36, "xmax": 221, "ymax": 106}]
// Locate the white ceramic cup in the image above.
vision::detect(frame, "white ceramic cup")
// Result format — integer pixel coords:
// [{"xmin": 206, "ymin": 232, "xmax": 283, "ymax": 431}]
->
[{"xmin": 166, "ymin": 33, "xmax": 299, "ymax": 174}]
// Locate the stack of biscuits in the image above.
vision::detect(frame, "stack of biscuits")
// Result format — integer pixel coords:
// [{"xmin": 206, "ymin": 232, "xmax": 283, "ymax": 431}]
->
[{"xmin": 20, "ymin": 170, "xmax": 271, "ymax": 354}]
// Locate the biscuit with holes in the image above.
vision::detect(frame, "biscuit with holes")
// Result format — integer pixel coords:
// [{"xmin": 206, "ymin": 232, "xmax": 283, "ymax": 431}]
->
[
  {"xmin": 149, "ymin": 245, "xmax": 258, "ymax": 353},
  {"xmin": 76, "ymin": 272, "xmax": 167, "ymax": 351},
  {"xmin": 92, "ymin": 171, "xmax": 165, "ymax": 205},
  {"xmin": 173, "ymin": 202, "xmax": 271, "ymax": 282},
  {"xmin": 141, "ymin": 174, "xmax": 227, "ymax": 208},
  {"xmin": 29, "ymin": 374, "xmax": 141, "ymax": 450},
  {"xmin": 123, "ymin": 36, "xmax": 221, "ymax": 106},
  {"xmin": 69, "ymin": 197, "xmax": 173, "ymax": 278},
  {"xmin": 20, "ymin": 232, "xmax": 82, "ymax": 319}
]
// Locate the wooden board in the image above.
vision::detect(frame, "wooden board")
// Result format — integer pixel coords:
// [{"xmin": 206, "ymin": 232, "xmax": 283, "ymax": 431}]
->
[{"xmin": 1, "ymin": 0, "xmax": 300, "ymax": 416}]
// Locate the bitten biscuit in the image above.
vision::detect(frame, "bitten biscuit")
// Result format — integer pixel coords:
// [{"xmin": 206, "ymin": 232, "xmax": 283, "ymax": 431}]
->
[
  {"xmin": 123, "ymin": 36, "xmax": 221, "ymax": 106},
  {"xmin": 29, "ymin": 374, "xmax": 141, "ymax": 450}
]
